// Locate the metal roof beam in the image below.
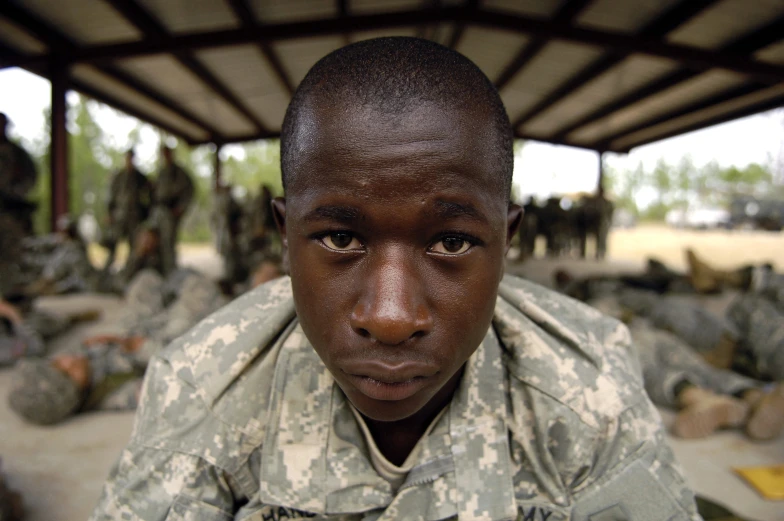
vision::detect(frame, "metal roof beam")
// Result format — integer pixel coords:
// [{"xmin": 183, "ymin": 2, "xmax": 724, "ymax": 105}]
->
[
  {"xmin": 610, "ymin": 88, "xmax": 784, "ymax": 152},
  {"xmin": 70, "ymin": 78, "xmax": 199, "ymax": 143},
  {"xmin": 509, "ymin": 0, "xmax": 722, "ymax": 128},
  {"xmin": 495, "ymin": 0, "xmax": 597, "ymax": 90},
  {"xmin": 65, "ymin": 6, "xmax": 784, "ymax": 83},
  {"xmin": 0, "ymin": 0, "xmax": 220, "ymax": 141},
  {"xmin": 98, "ymin": 63, "xmax": 225, "ymax": 138},
  {"xmin": 107, "ymin": 0, "xmax": 268, "ymax": 134},
  {"xmin": 224, "ymin": 0, "xmax": 295, "ymax": 96},
  {"xmin": 551, "ymin": 13, "xmax": 784, "ymax": 142},
  {"xmin": 446, "ymin": 0, "xmax": 479, "ymax": 49},
  {"xmin": 596, "ymin": 82, "xmax": 773, "ymax": 150}
]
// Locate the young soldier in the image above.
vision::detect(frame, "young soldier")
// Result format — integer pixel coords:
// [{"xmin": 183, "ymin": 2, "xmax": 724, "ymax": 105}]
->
[{"xmin": 91, "ymin": 38, "xmax": 700, "ymax": 520}]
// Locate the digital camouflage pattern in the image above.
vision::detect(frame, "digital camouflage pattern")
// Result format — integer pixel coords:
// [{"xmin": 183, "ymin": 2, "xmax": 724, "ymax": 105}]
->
[
  {"xmin": 618, "ymin": 291, "xmax": 736, "ymax": 355},
  {"xmin": 106, "ymin": 164, "xmax": 152, "ymax": 240},
  {"xmin": 627, "ymin": 318, "xmax": 756, "ymax": 408},
  {"xmin": 0, "ymin": 308, "xmax": 72, "ymax": 367},
  {"xmin": 586, "ymin": 296, "xmax": 757, "ymax": 409},
  {"xmin": 148, "ymin": 162, "xmax": 195, "ymax": 275},
  {"xmin": 91, "ymin": 275, "xmax": 699, "ymax": 521},
  {"xmin": 0, "ymin": 140, "xmax": 37, "ymax": 203},
  {"xmin": 727, "ymin": 294, "xmax": 784, "ymax": 380}
]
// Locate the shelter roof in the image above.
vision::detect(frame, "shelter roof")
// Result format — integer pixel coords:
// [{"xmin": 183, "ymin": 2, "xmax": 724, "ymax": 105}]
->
[{"xmin": 2, "ymin": 0, "xmax": 783, "ymax": 152}]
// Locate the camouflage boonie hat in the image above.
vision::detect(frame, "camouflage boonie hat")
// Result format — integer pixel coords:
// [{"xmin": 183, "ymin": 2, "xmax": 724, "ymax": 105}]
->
[{"xmin": 7, "ymin": 359, "xmax": 81, "ymax": 425}]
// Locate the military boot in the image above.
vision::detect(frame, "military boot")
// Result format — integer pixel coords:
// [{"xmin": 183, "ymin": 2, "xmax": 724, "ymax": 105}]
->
[
  {"xmin": 686, "ymin": 249, "xmax": 750, "ymax": 293},
  {"xmin": 744, "ymin": 384, "xmax": 784, "ymax": 441},
  {"xmin": 673, "ymin": 386, "xmax": 749, "ymax": 439}
]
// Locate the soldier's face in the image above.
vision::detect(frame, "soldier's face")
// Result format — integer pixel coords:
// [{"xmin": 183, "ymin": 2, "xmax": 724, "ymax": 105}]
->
[{"xmin": 276, "ymin": 102, "xmax": 520, "ymax": 422}]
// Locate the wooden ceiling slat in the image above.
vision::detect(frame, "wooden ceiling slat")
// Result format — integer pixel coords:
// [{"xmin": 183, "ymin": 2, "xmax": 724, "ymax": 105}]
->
[
  {"xmin": 598, "ymin": 82, "xmax": 767, "ymax": 150},
  {"xmin": 2, "ymin": 0, "xmax": 782, "ymax": 151},
  {"xmin": 0, "ymin": 0, "xmax": 217, "ymax": 142},
  {"xmin": 55, "ymin": 6, "xmax": 784, "ymax": 84},
  {"xmin": 495, "ymin": 0, "xmax": 596, "ymax": 90},
  {"xmin": 610, "ymin": 84, "xmax": 784, "ymax": 152},
  {"xmin": 552, "ymin": 13, "xmax": 784, "ymax": 144},
  {"xmin": 224, "ymin": 0, "xmax": 295, "ymax": 96},
  {"xmin": 106, "ymin": 0, "xmax": 267, "ymax": 136},
  {"xmin": 509, "ymin": 0, "xmax": 723, "ymax": 130}
]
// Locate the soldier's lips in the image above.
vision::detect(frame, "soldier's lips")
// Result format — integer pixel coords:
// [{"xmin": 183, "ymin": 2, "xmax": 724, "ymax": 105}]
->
[{"xmin": 341, "ymin": 361, "xmax": 437, "ymax": 402}]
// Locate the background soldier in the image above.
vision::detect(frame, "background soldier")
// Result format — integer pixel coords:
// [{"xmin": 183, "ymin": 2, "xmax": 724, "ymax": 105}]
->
[
  {"xmin": 102, "ymin": 149, "xmax": 152, "ymax": 273},
  {"xmin": 575, "ymin": 186, "xmax": 614, "ymax": 260},
  {"xmin": 516, "ymin": 197, "xmax": 538, "ymax": 261},
  {"xmin": 211, "ymin": 184, "xmax": 246, "ymax": 286},
  {"xmin": 0, "ymin": 113, "xmax": 37, "ymax": 234},
  {"xmin": 0, "ymin": 113, "xmax": 38, "ymax": 299},
  {"xmin": 147, "ymin": 146, "xmax": 194, "ymax": 275}
]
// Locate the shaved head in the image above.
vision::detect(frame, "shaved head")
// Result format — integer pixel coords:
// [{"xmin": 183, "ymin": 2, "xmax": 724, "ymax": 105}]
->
[{"xmin": 280, "ymin": 37, "xmax": 513, "ymax": 201}]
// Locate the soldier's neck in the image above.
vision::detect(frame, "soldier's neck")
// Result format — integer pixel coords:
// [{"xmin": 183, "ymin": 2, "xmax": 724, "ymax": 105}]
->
[{"xmin": 363, "ymin": 366, "xmax": 463, "ymax": 466}]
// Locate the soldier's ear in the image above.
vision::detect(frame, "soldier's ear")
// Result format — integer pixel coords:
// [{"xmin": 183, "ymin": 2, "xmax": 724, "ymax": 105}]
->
[
  {"xmin": 271, "ymin": 198, "xmax": 287, "ymax": 249},
  {"xmin": 506, "ymin": 204, "xmax": 522, "ymax": 251}
]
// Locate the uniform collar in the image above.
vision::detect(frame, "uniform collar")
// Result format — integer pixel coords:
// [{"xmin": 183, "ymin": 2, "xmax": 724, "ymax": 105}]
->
[{"xmin": 259, "ymin": 326, "xmax": 517, "ymax": 520}]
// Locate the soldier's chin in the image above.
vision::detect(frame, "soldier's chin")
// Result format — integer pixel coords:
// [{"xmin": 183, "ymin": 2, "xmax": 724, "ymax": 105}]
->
[{"xmin": 344, "ymin": 387, "xmax": 430, "ymax": 423}]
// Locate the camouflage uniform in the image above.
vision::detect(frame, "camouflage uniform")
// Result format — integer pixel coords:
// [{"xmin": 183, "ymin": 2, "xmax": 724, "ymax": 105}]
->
[
  {"xmin": 91, "ymin": 275, "xmax": 699, "ymax": 520},
  {"xmin": 617, "ymin": 291, "xmax": 736, "ymax": 356},
  {"xmin": 243, "ymin": 185, "xmax": 281, "ymax": 274},
  {"xmin": 211, "ymin": 186, "xmax": 247, "ymax": 285},
  {"xmin": 148, "ymin": 162, "xmax": 195, "ymax": 275},
  {"xmin": 627, "ymin": 317, "xmax": 757, "ymax": 408},
  {"xmin": 0, "ymin": 139, "xmax": 37, "ymax": 297},
  {"xmin": 104, "ymin": 164, "xmax": 153, "ymax": 271},
  {"xmin": 575, "ymin": 194, "xmax": 613, "ymax": 261},
  {"xmin": 40, "ymin": 238, "xmax": 99, "ymax": 294},
  {"xmin": 727, "ymin": 294, "xmax": 784, "ymax": 381},
  {"xmin": 9, "ymin": 269, "xmax": 227, "ymax": 423},
  {"xmin": 0, "ymin": 138, "xmax": 37, "ymax": 234},
  {"xmin": 0, "ymin": 308, "xmax": 73, "ymax": 366}
]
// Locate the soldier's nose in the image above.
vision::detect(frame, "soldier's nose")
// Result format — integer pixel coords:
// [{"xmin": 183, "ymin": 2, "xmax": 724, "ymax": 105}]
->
[{"xmin": 350, "ymin": 254, "xmax": 432, "ymax": 345}]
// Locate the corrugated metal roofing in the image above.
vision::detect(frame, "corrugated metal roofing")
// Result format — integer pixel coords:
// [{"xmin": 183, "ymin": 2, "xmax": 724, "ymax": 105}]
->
[{"xmin": 1, "ymin": 0, "xmax": 782, "ymax": 153}]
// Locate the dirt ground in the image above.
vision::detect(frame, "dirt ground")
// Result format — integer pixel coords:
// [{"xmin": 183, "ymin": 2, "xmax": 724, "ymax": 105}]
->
[{"xmin": 2, "ymin": 225, "xmax": 783, "ymax": 520}]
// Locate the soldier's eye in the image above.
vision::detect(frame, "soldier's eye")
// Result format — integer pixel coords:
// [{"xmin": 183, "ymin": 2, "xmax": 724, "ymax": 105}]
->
[
  {"xmin": 430, "ymin": 236, "xmax": 472, "ymax": 255},
  {"xmin": 321, "ymin": 232, "xmax": 363, "ymax": 251}
]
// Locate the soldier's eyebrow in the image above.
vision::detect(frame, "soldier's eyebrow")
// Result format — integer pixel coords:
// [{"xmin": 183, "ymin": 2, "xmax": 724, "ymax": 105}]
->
[
  {"xmin": 303, "ymin": 205, "xmax": 362, "ymax": 224},
  {"xmin": 432, "ymin": 200, "xmax": 488, "ymax": 224}
]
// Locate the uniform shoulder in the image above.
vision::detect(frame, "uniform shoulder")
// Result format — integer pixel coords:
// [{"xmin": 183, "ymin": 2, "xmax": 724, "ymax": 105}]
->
[
  {"xmin": 161, "ymin": 276, "xmax": 296, "ymax": 404},
  {"xmin": 128, "ymin": 277, "xmax": 297, "ymax": 468},
  {"xmin": 496, "ymin": 274, "xmax": 644, "ymax": 429}
]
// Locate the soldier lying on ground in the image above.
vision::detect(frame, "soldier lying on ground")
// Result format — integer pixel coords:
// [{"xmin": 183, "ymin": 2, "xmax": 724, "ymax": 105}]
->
[
  {"xmin": 23, "ymin": 215, "xmax": 120, "ymax": 296},
  {"xmin": 589, "ymin": 297, "xmax": 784, "ymax": 441},
  {"xmin": 556, "ymin": 254, "xmax": 784, "ymax": 381},
  {"xmin": 0, "ymin": 295, "xmax": 98, "ymax": 367},
  {"xmin": 7, "ymin": 269, "xmax": 226, "ymax": 425},
  {"xmin": 91, "ymin": 37, "xmax": 700, "ymax": 521}
]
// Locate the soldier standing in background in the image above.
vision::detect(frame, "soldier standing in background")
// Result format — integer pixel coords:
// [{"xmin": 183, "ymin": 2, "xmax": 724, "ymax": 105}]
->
[
  {"xmin": 0, "ymin": 113, "xmax": 38, "ymax": 299},
  {"xmin": 102, "ymin": 149, "xmax": 152, "ymax": 273},
  {"xmin": 576, "ymin": 186, "xmax": 614, "ymax": 260},
  {"xmin": 148, "ymin": 146, "xmax": 194, "ymax": 276}
]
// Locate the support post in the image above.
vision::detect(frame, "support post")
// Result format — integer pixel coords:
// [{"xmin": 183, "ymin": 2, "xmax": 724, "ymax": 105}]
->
[
  {"xmin": 596, "ymin": 151, "xmax": 605, "ymax": 195},
  {"xmin": 213, "ymin": 143, "xmax": 223, "ymax": 190},
  {"xmin": 50, "ymin": 57, "xmax": 69, "ymax": 231}
]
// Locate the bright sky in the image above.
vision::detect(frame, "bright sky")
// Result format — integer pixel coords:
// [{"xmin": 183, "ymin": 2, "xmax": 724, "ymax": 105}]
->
[{"xmin": 2, "ymin": 67, "xmax": 783, "ymax": 198}]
